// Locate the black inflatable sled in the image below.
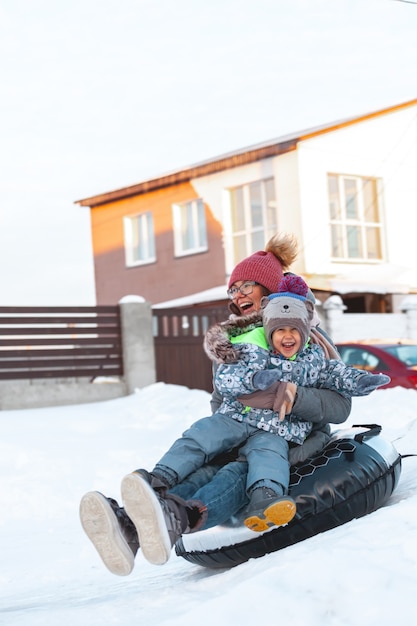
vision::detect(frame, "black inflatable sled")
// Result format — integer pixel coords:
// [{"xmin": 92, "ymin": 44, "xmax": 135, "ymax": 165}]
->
[{"xmin": 175, "ymin": 425, "xmax": 401, "ymax": 569}]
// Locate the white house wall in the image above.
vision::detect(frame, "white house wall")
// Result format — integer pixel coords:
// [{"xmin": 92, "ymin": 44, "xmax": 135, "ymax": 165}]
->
[
  {"xmin": 271, "ymin": 150, "xmax": 305, "ymax": 275},
  {"xmin": 191, "ymin": 159, "xmax": 275, "ymax": 277},
  {"xmin": 191, "ymin": 102, "xmax": 417, "ymax": 294},
  {"xmin": 296, "ymin": 104, "xmax": 417, "ymax": 292},
  {"xmin": 191, "ymin": 154, "xmax": 308, "ymax": 278}
]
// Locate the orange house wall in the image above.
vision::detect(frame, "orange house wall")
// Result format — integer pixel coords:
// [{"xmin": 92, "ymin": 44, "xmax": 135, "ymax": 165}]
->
[{"xmin": 91, "ymin": 181, "xmax": 226, "ymax": 305}]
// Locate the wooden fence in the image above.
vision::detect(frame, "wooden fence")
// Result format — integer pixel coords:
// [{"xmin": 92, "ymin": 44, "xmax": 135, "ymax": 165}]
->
[
  {"xmin": 0, "ymin": 304, "xmax": 229, "ymax": 393},
  {"xmin": 0, "ymin": 306, "xmax": 123, "ymax": 381},
  {"xmin": 153, "ymin": 304, "xmax": 229, "ymax": 392}
]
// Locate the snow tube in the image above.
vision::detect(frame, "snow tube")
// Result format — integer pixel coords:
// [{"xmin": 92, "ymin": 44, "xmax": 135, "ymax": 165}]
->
[{"xmin": 175, "ymin": 425, "xmax": 401, "ymax": 569}]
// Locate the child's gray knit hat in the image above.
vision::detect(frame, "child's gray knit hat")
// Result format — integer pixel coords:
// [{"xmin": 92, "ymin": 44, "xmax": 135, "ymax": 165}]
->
[{"xmin": 262, "ymin": 275, "xmax": 315, "ymax": 348}]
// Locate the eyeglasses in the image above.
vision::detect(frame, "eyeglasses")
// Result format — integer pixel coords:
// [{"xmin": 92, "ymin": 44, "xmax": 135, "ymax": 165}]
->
[{"xmin": 227, "ymin": 281, "xmax": 259, "ymax": 300}]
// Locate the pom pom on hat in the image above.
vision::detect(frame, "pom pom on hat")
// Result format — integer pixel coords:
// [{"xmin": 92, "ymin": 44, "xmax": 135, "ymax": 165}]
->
[{"xmin": 277, "ymin": 274, "xmax": 309, "ymax": 298}]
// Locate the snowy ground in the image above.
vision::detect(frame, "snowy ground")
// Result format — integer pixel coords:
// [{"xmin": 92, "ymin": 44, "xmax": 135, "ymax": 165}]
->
[{"xmin": 1, "ymin": 383, "xmax": 417, "ymax": 626}]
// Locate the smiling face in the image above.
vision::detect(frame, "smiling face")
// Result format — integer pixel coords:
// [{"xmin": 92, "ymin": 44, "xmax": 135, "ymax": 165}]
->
[
  {"xmin": 271, "ymin": 327, "xmax": 302, "ymax": 358},
  {"xmin": 228, "ymin": 281, "xmax": 269, "ymax": 315}
]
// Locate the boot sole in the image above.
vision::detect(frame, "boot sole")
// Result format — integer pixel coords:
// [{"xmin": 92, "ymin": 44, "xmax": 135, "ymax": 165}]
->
[
  {"xmin": 121, "ymin": 473, "xmax": 172, "ymax": 566},
  {"xmin": 244, "ymin": 498, "xmax": 297, "ymax": 533},
  {"xmin": 79, "ymin": 491, "xmax": 135, "ymax": 576}
]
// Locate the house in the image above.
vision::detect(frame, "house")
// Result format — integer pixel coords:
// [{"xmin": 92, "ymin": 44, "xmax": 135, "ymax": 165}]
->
[{"xmin": 76, "ymin": 98, "xmax": 417, "ymax": 314}]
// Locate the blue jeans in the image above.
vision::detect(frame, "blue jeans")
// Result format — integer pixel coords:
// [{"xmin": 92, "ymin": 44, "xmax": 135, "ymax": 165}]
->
[
  {"xmin": 155, "ymin": 413, "xmax": 290, "ymax": 498},
  {"xmin": 169, "ymin": 460, "xmax": 249, "ymax": 529}
]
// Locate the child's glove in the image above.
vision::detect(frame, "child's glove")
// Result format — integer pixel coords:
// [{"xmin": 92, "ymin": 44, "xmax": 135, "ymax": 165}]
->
[
  {"xmin": 355, "ymin": 373, "xmax": 391, "ymax": 395},
  {"xmin": 251, "ymin": 369, "xmax": 283, "ymax": 390},
  {"xmin": 238, "ymin": 381, "xmax": 297, "ymax": 421}
]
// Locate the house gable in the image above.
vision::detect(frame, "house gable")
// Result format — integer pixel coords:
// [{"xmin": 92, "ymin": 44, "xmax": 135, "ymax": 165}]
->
[
  {"xmin": 76, "ymin": 97, "xmax": 417, "ymax": 309},
  {"xmin": 76, "ymin": 98, "xmax": 417, "ymax": 208}
]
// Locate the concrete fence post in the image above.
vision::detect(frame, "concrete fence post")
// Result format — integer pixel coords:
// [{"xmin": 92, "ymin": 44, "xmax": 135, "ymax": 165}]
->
[
  {"xmin": 119, "ymin": 295, "xmax": 156, "ymax": 393},
  {"xmin": 322, "ymin": 295, "xmax": 347, "ymax": 343},
  {"xmin": 400, "ymin": 295, "xmax": 417, "ymax": 341}
]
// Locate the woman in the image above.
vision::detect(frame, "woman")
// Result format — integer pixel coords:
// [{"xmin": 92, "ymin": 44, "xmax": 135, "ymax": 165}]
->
[{"xmin": 80, "ymin": 233, "xmax": 351, "ymax": 574}]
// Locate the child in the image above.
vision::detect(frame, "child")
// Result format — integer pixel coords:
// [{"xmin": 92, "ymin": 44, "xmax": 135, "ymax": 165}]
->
[
  {"xmin": 104, "ymin": 276, "xmax": 389, "ymax": 568},
  {"xmin": 202, "ymin": 274, "xmax": 390, "ymax": 531}
]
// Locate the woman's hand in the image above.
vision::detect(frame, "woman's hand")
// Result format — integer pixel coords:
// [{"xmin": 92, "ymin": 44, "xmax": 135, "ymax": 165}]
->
[{"xmin": 237, "ymin": 381, "xmax": 297, "ymax": 420}]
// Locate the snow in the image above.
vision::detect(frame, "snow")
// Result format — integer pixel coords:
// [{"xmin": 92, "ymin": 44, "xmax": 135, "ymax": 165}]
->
[{"xmin": 1, "ymin": 383, "xmax": 417, "ymax": 625}]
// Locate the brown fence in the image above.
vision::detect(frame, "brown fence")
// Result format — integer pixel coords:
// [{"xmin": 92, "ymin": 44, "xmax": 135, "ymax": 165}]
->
[
  {"xmin": 0, "ymin": 304, "xmax": 229, "ymax": 392},
  {"xmin": 0, "ymin": 306, "xmax": 123, "ymax": 380},
  {"xmin": 153, "ymin": 304, "xmax": 229, "ymax": 392}
]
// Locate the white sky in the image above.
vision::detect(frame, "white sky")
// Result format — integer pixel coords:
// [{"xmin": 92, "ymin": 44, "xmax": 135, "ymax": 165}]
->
[{"xmin": 1, "ymin": 0, "xmax": 416, "ymax": 305}]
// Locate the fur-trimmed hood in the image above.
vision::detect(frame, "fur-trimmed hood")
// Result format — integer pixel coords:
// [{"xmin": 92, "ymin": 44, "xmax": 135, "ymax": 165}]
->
[
  {"xmin": 203, "ymin": 311, "xmax": 263, "ymax": 364},
  {"xmin": 204, "ymin": 310, "xmax": 341, "ymax": 365}
]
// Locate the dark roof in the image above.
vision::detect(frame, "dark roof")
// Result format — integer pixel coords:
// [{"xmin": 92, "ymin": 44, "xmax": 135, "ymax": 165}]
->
[{"xmin": 76, "ymin": 98, "xmax": 417, "ymax": 208}]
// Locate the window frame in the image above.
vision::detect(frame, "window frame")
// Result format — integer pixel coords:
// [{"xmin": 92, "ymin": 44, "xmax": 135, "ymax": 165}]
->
[
  {"xmin": 327, "ymin": 173, "xmax": 385, "ymax": 262},
  {"xmin": 123, "ymin": 211, "xmax": 156, "ymax": 267},
  {"xmin": 172, "ymin": 198, "xmax": 208, "ymax": 258},
  {"xmin": 226, "ymin": 177, "xmax": 278, "ymax": 269}
]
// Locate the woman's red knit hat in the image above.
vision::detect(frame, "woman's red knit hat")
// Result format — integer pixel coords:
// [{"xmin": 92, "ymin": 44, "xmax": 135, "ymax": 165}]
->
[
  {"xmin": 227, "ymin": 232, "xmax": 298, "ymax": 294},
  {"xmin": 227, "ymin": 250, "xmax": 284, "ymax": 293}
]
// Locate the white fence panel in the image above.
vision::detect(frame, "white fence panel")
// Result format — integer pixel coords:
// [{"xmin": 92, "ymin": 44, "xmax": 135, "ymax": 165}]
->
[{"xmin": 330, "ymin": 313, "xmax": 407, "ymax": 343}]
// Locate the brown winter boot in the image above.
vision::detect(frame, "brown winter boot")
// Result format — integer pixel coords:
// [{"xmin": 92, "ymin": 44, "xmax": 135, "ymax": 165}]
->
[
  {"xmin": 79, "ymin": 491, "xmax": 139, "ymax": 576},
  {"xmin": 121, "ymin": 470, "xmax": 207, "ymax": 566}
]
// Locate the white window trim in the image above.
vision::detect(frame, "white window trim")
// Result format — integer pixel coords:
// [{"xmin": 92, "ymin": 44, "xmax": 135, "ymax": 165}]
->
[
  {"xmin": 329, "ymin": 174, "xmax": 385, "ymax": 263},
  {"xmin": 123, "ymin": 212, "xmax": 156, "ymax": 267},
  {"xmin": 224, "ymin": 177, "xmax": 278, "ymax": 275},
  {"xmin": 172, "ymin": 199, "xmax": 208, "ymax": 257}
]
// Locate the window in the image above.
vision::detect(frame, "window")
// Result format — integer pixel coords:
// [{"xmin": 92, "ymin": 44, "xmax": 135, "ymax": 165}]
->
[
  {"xmin": 228, "ymin": 178, "xmax": 277, "ymax": 265},
  {"xmin": 172, "ymin": 199, "xmax": 207, "ymax": 256},
  {"xmin": 123, "ymin": 212, "xmax": 155, "ymax": 266},
  {"xmin": 328, "ymin": 174, "xmax": 383, "ymax": 261},
  {"xmin": 337, "ymin": 346, "xmax": 388, "ymax": 372}
]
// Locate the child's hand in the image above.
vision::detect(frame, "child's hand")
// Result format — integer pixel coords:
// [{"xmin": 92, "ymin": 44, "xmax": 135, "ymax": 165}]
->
[{"xmin": 355, "ymin": 373, "xmax": 391, "ymax": 395}]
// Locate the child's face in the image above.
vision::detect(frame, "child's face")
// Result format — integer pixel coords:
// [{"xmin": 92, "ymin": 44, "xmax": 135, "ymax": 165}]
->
[{"xmin": 271, "ymin": 327, "xmax": 302, "ymax": 358}]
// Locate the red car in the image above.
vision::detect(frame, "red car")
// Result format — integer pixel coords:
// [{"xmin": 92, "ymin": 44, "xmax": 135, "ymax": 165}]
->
[{"xmin": 335, "ymin": 340, "xmax": 417, "ymax": 390}]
